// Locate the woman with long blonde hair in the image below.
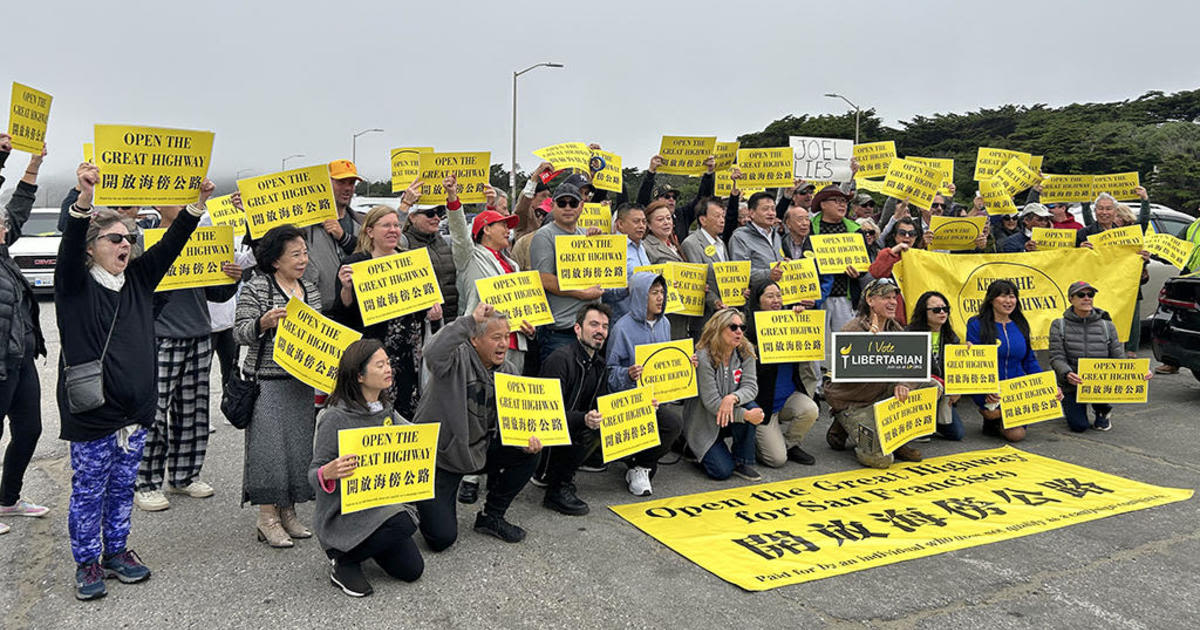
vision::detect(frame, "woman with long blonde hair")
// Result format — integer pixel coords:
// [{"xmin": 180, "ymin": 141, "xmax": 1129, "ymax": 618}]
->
[{"xmin": 683, "ymin": 308, "xmax": 764, "ymax": 481}]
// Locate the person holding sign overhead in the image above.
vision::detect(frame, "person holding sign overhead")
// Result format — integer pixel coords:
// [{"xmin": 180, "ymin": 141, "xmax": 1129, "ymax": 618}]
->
[
  {"xmin": 907, "ymin": 291, "xmax": 965, "ymax": 441},
  {"xmin": 810, "ymin": 185, "xmax": 865, "ymax": 343},
  {"xmin": 309, "ymin": 339, "xmax": 424, "ymax": 597},
  {"xmin": 400, "ymin": 176, "xmax": 460, "ymax": 322},
  {"xmin": 329, "ymin": 205, "xmax": 443, "ymax": 420},
  {"xmin": 414, "ymin": 302, "xmax": 542, "ymax": 547},
  {"xmin": 234, "ymin": 225, "xmax": 322, "ymax": 548},
  {"xmin": 685, "ymin": 308, "xmax": 763, "ymax": 481},
  {"xmin": 302, "ymin": 160, "xmax": 362, "ymax": 315}
]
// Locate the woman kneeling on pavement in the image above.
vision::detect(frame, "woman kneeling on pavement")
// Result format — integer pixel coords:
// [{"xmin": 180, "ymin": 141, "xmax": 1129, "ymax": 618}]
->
[
  {"xmin": 1049, "ymin": 281, "xmax": 1152, "ymax": 433},
  {"xmin": 310, "ymin": 339, "xmax": 424, "ymax": 597},
  {"xmin": 907, "ymin": 291, "xmax": 965, "ymax": 441},
  {"xmin": 824, "ymin": 278, "xmax": 926, "ymax": 468}
]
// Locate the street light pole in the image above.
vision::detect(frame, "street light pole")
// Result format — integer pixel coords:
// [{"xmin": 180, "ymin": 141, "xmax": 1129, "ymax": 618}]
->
[
  {"xmin": 824, "ymin": 93, "xmax": 862, "ymax": 145},
  {"xmin": 352, "ymin": 128, "xmax": 384, "ymax": 165},
  {"xmin": 281, "ymin": 154, "xmax": 305, "ymax": 171},
  {"xmin": 511, "ymin": 62, "xmax": 564, "ymax": 206}
]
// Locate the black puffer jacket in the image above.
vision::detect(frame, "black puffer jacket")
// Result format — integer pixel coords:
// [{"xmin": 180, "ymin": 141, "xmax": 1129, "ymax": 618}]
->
[
  {"xmin": 1048, "ymin": 307, "xmax": 1122, "ymax": 388},
  {"xmin": 0, "ymin": 179, "xmax": 47, "ymax": 378},
  {"xmin": 401, "ymin": 226, "xmax": 458, "ymax": 321},
  {"xmin": 539, "ymin": 337, "xmax": 608, "ymax": 432}
]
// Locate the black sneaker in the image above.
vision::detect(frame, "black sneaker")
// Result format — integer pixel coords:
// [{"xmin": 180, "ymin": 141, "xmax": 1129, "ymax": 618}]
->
[
  {"xmin": 75, "ymin": 561, "xmax": 107, "ymax": 601},
  {"xmin": 473, "ymin": 512, "xmax": 526, "ymax": 543},
  {"xmin": 542, "ymin": 483, "xmax": 590, "ymax": 516},
  {"xmin": 101, "ymin": 549, "xmax": 151, "ymax": 584},
  {"xmin": 528, "ymin": 472, "xmax": 549, "ymax": 488},
  {"xmin": 787, "ymin": 446, "xmax": 816, "ymax": 465},
  {"xmin": 1093, "ymin": 413, "xmax": 1112, "ymax": 432},
  {"xmin": 732, "ymin": 463, "xmax": 763, "ymax": 482},
  {"xmin": 826, "ymin": 421, "xmax": 848, "ymax": 451},
  {"xmin": 457, "ymin": 480, "xmax": 479, "ymax": 505},
  {"xmin": 330, "ymin": 558, "xmax": 373, "ymax": 597}
]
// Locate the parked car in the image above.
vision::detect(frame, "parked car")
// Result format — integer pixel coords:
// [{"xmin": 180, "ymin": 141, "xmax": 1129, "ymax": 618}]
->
[
  {"xmin": 1151, "ymin": 272, "xmax": 1200, "ymax": 381},
  {"xmin": 9, "ymin": 208, "xmax": 62, "ymax": 294}
]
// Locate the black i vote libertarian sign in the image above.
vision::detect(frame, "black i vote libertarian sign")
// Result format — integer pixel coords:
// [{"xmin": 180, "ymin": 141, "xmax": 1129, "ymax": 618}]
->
[{"xmin": 831, "ymin": 332, "xmax": 931, "ymax": 382}]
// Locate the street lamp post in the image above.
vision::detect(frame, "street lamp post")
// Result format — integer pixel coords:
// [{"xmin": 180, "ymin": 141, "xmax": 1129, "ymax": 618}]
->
[
  {"xmin": 824, "ymin": 93, "xmax": 862, "ymax": 145},
  {"xmin": 352, "ymin": 128, "xmax": 384, "ymax": 165},
  {"xmin": 512, "ymin": 62, "xmax": 564, "ymax": 205},
  {"xmin": 281, "ymin": 154, "xmax": 305, "ymax": 171}
]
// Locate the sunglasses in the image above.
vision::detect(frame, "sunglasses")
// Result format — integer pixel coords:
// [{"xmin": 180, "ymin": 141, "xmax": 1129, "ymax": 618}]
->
[
  {"xmin": 1075, "ymin": 291, "xmax": 1096, "ymax": 299},
  {"xmin": 930, "ymin": 203, "xmax": 945, "ymax": 209},
  {"xmin": 1003, "ymin": 215, "xmax": 1018, "ymax": 221},
  {"xmin": 862, "ymin": 230, "xmax": 878, "ymax": 236},
  {"xmin": 927, "ymin": 306, "xmax": 951, "ymax": 314},
  {"xmin": 556, "ymin": 198, "xmax": 580, "ymax": 208},
  {"xmin": 897, "ymin": 229, "xmax": 920, "ymax": 237},
  {"xmin": 96, "ymin": 233, "xmax": 138, "ymax": 245},
  {"xmin": 415, "ymin": 208, "xmax": 446, "ymax": 219},
  {"xmin": 727, "ymin": 323, "xmax": 747, "ymax": 332}
]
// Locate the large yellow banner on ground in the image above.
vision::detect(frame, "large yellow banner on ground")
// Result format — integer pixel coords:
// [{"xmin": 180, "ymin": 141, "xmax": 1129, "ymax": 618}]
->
[
  {"xmin": 873, "ymin": 386, "xmax": 938, "ymax": 453},
  {"xmin": 8, "ymin": 82, "xmax": 52, "ymax": 153},
  {"xmin": 390, "ymin": 146, "xmax": 432, "ymax": 193},
  {"xmin": 809, "ymin": 233, "xmax": 871, "ymax": 274},
  {"xmin": 754, "ymin": 309, "xmax": 825, "ymax": 363},
  {"xmin": 999, "ymin": 370, "xmax": 1063, "ymax": 429},
  {"xmin": 598, "ymin": 387, "xmax": 660, "ymax": 464},
  {"xmin": 658, "ymin": 136, "xmax": 717, "ymax": 176},
  {"xmin": 556, "ymin": 234, "xmax": 627, "ymax": 290},
  {"xmin": 636, "ymin": 338, "xmax": 697, "ymax": 403},
  {"xmin": 338, "ymin": 423, "xmax": 438, "ymax": 515},
  {"xmin": 475, "ymin": 270, "xmax": 554, "ymax": 331},
  {"xmin": 238, "ymin": 165, "xmax": 338, "ymax": 238},
  {"xmin": 610, "ymin": 446, "xmax": 1192, "ymax": 591},
  {"xmin": 590, "ymin": 149, "xmax": 623, "ymax": 193},
  {"xmin": 143, "ymin": 226, "xmax": 235, "ymax": 292},
  {"xmin": 204, "ymin": 194, "xmax": 247, "ymax": 236},
  {"xmin": 852, "ymin": 141, "xmax": 896, "ymax": 179},
  {"xmin": 94, "ymin": 125, "xmax": 215, "ymax": 206},
  {"xmin": 881, "ymin": 158, "xmax": 940, "ymax": 210},
  {"xmin": 273, "ymin": 297, "xmax": 362, "ymax": 392},
  {"xmin": 494, "ymin": 373, "xmax": 571, "ymax": 448},
  {"xmin": 1076, "ymin": 358, "xmax": 1150, "ymax": 404},
  {"xmin": 417, "ymin": 151, "xmax": 490, "ymax": 204},
  {"xmin": 351, "ymin": 249, "xmax": 444, "ymax": 325},
  {"xmin": 736, "ymin": 148, "xmax": 794, "ymax": 189},
  {"xmin": 893, "ymin": 248, "xmax": 1143, "ymax": 350}
]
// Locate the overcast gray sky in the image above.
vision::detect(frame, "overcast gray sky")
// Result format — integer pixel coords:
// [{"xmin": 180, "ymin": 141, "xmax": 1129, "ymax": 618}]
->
[{"xmin": 4, "ymin": 0, "xmax": 1199, "ymax": 195}]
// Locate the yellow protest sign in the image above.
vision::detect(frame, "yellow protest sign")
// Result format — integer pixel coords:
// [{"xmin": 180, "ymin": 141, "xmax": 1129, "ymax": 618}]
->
[
  {"xmin": 754, "ymin": 309, "xmax": 825, "ymax": 364},
  {"xmin": 636, "ymin": 338, "xmax": 697, "ymax": 403},
  {"xmin": 238, "ymin": 165, "xmax": 338, "ymax": 239},
  {"xmin": 555, "ymin": 234, "xmax": 627, "ymax": 290},
  {"xmin": 610, "ymin": 445, "xmax": 1192, "ymax": 591},
  {"xmin": 664, "ymin": 262, "xmax": 706, "ymax": 317},
  {"xmin": 83, "ymin": 142, "xmax": 94, "ymax": 164},
  {"xmin": 853, "ymin": 176, "xmax": 887, "ymax": 193},
  {"xmin": 712, "ymin": 261, "xmax": 750, "ymax": 307},
  {"xmin": 93, "ymin": 125, "xmax": 215, "ymax": 206},
  {"xmin": 390, "ymin": 146, "xmax": 432, "ymax": 193},
  {"xmin": 1031, "ymin": 227, "xmax": 1077, "ymax": 250},
  {"xmin": 1091, "ymin": 172, "xmax": 1141, "ymax": 201},
  {"xmin": 590, "ymin": 149, "xmax": 623, "ymax": 193},
  {"xmin": 1038, "ymin": 174, "xmax": 1094, "ymax": 204},
  {"xmin": 943, "ymin": 344, "xmax": 999, "ymax": 395},
  {"xmin": 417, "ymin": 151, "xmax": 490, "ymax": 204},
  {"xmin": 994, "ymin": 157, "xmax": 1042, "ymax": 196},
  {"xmin": 143, "ymin": 226, "xmax": 235, "ymax": 292},
  {"xmin": 1087, "ymin": 225, "xmax": 1144, "ymax": 250},
  {"xmin": 1076, "ymin": 358, "xmax": 1150, "ymax": 404},
  {"xmin": 881, "ymin": 158, "xmax": 941, "ymax": 210},
  {"xmin": 973, "ymin": 147, "xmax": 1032, "ymax": 181},
  {"xmin": 1145, "ymin": 232, "xmax": 1199, "ymax": 270},
  {"xmin": 908, "ymin": 157, "xmax": 954, "ymax": 195},
  {"xmin": 1028, "ymin": 155, "xmax": 1044, "ymax": 172},
  {"xmin": 533, "ymin": 142, "xmax": 592, "ymax": 173},
  {"xmin": 873, "ymin": 386, "xmax": 938, "ymax": 454},
  {"xmin": 204, "ymin": 194, "xmax": 247, "ymax": 236},
  {"xmin": 351, "ymin": 249, "xmax": 444, "ymax": 326},
  {"xmin": 8, "ymin": 82, "xmax": 52, "ymax": 153},
  {"xmin": 577, "ymin": 202, "xmax": 612, "ymax": 233},
  {"xmin": 809, "ymin": 233, "xmax": 871, "ymax": 274},
  {"xmin": 713, "ymin": 141, "xmax": 739, "ymax": 171},
  {"xmin": 775, "ymin": 257, "xmax": 822, "ymax": 303},
  {"xmin": 273, "ymin": 297, "xmax": 362, "ymax": 392},
  {"xmin": 494, "ymin": 373, "xmax": 571, "ymax": 448},
  {"xmin": 999, "ymin": 370, "xmax": 1062, "ymax": 429},
  {"xmin": 475, "ymin": 270, "xmax": 554, "ymax": 331},
  {"xmin": 337, "ymin": 423, "xmax": 439, "ymax": 515},
  {"xmin": 598, "ymin": 387, "xmax": 660, "ymax": 464},
  {"xmin": 928, "ymin": 215, "xmax": 986, "ymax": 251},
  {"xmin": 658, "ymin": 136, "xmax": 717, "ymax": 176},
  {"xmin": 715, "ymin": 170, "xmax": 764, "ymax": 198},
  {"xmin": 978, "ymin": 177, "xmax": 1019, "ymax": 216},
  {"xmin": 735, "ymin": 148, "xmax": 794, "ymax": 189},
  {"xmin": 893, "ymin": 248, "xmax": 1143, "ymax": 350},
  {"xmin": 852, "ymin": 141, "xmax": 896, "ymax": 178}
]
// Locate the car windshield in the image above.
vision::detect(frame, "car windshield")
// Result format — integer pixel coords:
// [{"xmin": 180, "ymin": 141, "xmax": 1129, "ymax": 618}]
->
[{"xmin": 21, "ymin": 214, "xmax": 61, "ymax": 237}]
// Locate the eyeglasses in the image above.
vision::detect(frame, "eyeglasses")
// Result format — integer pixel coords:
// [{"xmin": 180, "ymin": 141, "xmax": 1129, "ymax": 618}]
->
[
  {"xmin": 556, "ymin": 198, "xmax": 580, "ymax": 208},
  {"xmin": 96, "ymin": 233, "xmax": 138, "ymax": 245},
  {"xmin": 897, "ymin": 229, "xmax": 920, "ymax": 237},
  {"xmin": 1075, "ymin": 291, "xmax": 1096, "ymax": 299},
  {"xmin": 927, "ymin": 306, "xmax": 951, "ymax": 314},
  {"xmin": 415, "ymin": 208, "xmax": 446, "ymax": 219},
  {"xmin": 1003, "ymin": 215, "xmax": 1018, "ymax": 221},
  {"xmin": 930, "ymin": 203, "xmax": 945, "ymax": 209},
  {"xmin": 727, "ymin": 323, "xmax": 746, "ymax": 332}
]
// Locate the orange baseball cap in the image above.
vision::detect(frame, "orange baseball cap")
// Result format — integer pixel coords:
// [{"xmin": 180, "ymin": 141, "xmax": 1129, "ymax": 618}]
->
[{"xmin": 329, "ymin": 159, "xmax": 365, "ymax": 182}]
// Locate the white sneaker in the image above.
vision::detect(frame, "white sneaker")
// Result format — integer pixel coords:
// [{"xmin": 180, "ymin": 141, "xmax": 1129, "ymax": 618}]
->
[
  {"xmin": 133, "ymin": 490, "xmax": 170, "ymax": 512},
  {"xmin": 626, "ymin": 466, "xmax": 653, "ymax": 497},
  {"xmin": 0, "ymin": 522, "xmax": 9, "ymax": 535},
  {"xmin": 0, "ymin": 499, "xmax": 50, "ymax": 517},
  {"xmin": 168, "ymin": 481, "xmax": 214, "ymax": 498}
]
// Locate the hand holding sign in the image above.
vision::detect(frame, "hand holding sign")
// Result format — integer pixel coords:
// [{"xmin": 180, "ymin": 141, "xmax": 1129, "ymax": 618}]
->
[
  {"xmin": 76, "ymin": 162, "xmax": 99, "ymax": 208},
  {"xmin": 321, "ymin": 453, "xmax": 358, "ymax": 480},
  {"xmin": 0, "ymin": 133, "xmax": 11, "ymax": 152}
]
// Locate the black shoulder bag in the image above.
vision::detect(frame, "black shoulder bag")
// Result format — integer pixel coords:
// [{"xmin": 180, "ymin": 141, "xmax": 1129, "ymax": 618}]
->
[
  {"xmin": 221, "ymin": 280, "xmax": 275, "ymax": 430},
  {"xmin": 63, "ymin": 298, "xmax": 120, "ymax": 414}
]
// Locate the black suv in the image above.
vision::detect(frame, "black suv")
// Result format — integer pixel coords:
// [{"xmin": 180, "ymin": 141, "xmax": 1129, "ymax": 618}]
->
[{"xmin": 1152, "ymin": 272, "xmax": 1200, "ymax": 381}]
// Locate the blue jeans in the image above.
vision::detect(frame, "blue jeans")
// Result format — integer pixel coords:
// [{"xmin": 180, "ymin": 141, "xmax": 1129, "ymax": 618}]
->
[
  {"xmin": 701, "ymin": 422, "xmax": 757, "ymax": 480},
  {"xmin": 937, "ymin": 404, "xmax": 965, "ymax": 441},
  {"xmin": 1062, "ymin": 389, "xmax": 1112, "ymax": 432}
]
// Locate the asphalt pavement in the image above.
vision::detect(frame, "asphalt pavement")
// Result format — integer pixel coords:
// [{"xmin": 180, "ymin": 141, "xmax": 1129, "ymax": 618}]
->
[{"xmin": 2, "ymin": 298, "xmax": 1198, "ymax": 629}]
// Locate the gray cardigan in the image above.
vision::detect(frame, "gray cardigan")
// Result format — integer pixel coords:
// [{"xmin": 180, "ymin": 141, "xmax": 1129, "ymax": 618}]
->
[
  {"xmin": 233, "ymin": 272, "xmax": 322, "ymax": 378},
  {"xmin": 684, "ymin": 346, "xmax": 759, "ymax": 459},
  {"xmin": 308, "ymin": 401, "xmax": 416, "ymax": 553}
]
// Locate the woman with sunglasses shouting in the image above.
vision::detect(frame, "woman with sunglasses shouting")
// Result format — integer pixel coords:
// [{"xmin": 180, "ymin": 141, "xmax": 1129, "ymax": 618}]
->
[
  {"xmin": 907, "ymin": 291, "xmax": 965, "ymax": 441},
  {"xmin": 56, "ymin": 162, "xmax": 212, "ymax": 600}
]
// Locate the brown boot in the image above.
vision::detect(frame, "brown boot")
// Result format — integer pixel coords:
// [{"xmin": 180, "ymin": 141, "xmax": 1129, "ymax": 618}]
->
[
  {"xmin": 826, "ymin": 421, "xmax": 848, "ymax": 451},
  {"xmin": 894, "ymin": 444, "xmax": 923, "ymax": 462},
  {"xmin": 279, "ymin": 506, "xmax": 312, "ymax": 539},
  {"xmin": 256, "ymin": 506, "xmax": 294, "ymax": 548}
]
